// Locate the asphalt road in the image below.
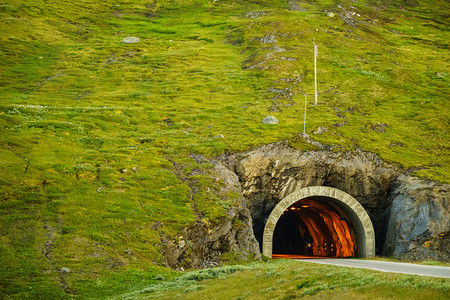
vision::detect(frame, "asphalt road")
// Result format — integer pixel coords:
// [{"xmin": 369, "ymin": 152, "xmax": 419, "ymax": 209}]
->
[{"xmin": 295, "ymin": 258, "xmax": 450, "ymax": 278}]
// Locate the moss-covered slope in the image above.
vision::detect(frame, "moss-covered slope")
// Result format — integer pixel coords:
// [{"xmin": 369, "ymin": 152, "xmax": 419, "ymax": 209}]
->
[{"xmin": 0, "ymin": 0, "xmax": 448, "ymax": 298}]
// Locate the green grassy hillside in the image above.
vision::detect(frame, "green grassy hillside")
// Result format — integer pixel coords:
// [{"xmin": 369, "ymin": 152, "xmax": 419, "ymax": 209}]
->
[{"xmin": 0, "ymin": 0, "xmax": 449, "ymax": 298}]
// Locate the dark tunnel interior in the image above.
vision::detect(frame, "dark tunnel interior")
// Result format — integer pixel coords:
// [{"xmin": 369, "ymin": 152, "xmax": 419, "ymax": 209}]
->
[{"xmin": 272, "ymin": 199, "xmax": 357, "ymax": 257}]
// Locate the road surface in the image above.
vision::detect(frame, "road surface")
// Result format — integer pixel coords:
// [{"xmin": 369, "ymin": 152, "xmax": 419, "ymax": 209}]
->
[{"xmin": 295, "ymin": 258, "xmax": 450, "ymax": 278}]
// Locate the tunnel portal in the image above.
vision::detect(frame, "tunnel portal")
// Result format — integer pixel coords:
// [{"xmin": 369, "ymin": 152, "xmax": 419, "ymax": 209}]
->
[
  {"xmin": 272, "ymin": 199, "xmax": 356, "ymax": 257},
  {"xmin": 263, "ymin": 186, "xmax": 375, "ymax": 258}
]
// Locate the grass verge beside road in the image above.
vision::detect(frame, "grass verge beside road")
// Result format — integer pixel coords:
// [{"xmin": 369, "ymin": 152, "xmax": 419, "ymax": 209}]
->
[{"xmin": 118, "ymin": 259, "xmax": 449, "ymax": 300}]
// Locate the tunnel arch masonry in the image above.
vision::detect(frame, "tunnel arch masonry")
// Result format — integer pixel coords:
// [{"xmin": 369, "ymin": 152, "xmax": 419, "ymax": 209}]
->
[{"xmin": 263, "ymin": 186, "xmax": 376, "ymax": 258}]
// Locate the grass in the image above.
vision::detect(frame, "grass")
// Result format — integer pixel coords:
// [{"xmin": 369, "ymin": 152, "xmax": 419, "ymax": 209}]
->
[
  {"xmin": 0, "ymin": 0, "xmax": 449, "ymax": 298},
  {"xmin": 118, "ymin": 259, "xmax": 449, "ymax": 299}
]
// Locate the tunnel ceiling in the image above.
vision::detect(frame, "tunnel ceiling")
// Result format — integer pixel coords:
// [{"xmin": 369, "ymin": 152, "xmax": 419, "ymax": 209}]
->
[
  {"xmin": 273, "ymin": 199, "xmax": 356, "ymax": 257},
  {"xmin": 262, "ymin": 186, "xmax": 375, "ymax": 258}
]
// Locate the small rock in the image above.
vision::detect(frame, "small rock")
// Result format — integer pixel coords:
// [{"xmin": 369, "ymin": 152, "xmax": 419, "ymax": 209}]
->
[
  {"xmin": 122, "ymin": 37, "xmax": 140, "ymax": 44},
  {"xmin": 260, "ymin": 35, "xmax": 277, "ymax": 43},
  {"xmin": 389, "ymin": 29, "xmax": 403, "ymax": 35},
  {"xmin": 314, "ymin": 127, "xmax": 327, "ymax": 135},
  {"xmin": 367, "ymin": 123, "xmax": 388, "ymax": 133},
  {"xmin": 281, "ymin": 57, "xmax": 298, "ymax": 61},
  {"xmin": 245, "ymin": 11, "xmax": 269, "ymax": 19},
  {"xmin": 333, "ymin": 121, "xmax": 347, "ymax": 127},
  {"xmin": 288, "ymin": 0, "xmax": 307, "ymax": 11},
  {"xmin": 163, "ymin": 118, "xmax": 173, "ymax": 127},
  {"xmin": 124, "ymin": 249, "xmax": 133, "ymax": 255},
  {"xmin": 390, "ymin": 142, "xmax": 405, "ymax": 148},
  {"xmin": 106, "ymin": 53, "xmax": 117, "ymax": 64},
  {"xmin": 276, "ymin": 77, "xmax": 302, "ymax": 83},
  {"xmin": 268, "ymin": 87, "xmax": 287, "ymax": 93},
  {"xmin": 120, "ymin": 168, "xmax": 128, "ymax": 173},
  {"xmin": 262, "ymin": 116, "xmax": 279, "ymax": 124},
  {"xmin": 327, "ymin": 12, "xmax": 335, "ymax": 17},
  {"xmin": 300, "ymin": 133, "xmax": 329, "ymax": 149},
  {"xmin": 268, "ymin": 105, "xmax": 280, "ymax": 112},
  {"xmin": 268, "ymin": 46, "xmax": 286, "ymax": 53},
  {"xmin": 60, "ymin": 267, "xmax": 70, "ymax": 274},
  {"xmin": 214, "ymin": 134, "xmax": 225, "ymax": 139}
]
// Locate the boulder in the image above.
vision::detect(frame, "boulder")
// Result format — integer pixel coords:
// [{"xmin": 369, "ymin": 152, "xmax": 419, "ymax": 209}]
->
[
  {"xmin": 122, "ymin": 37, "xmax": 140, "ymax": 43},
  {"xmin": 262, "ymin": 116, "xmax": 279, "ymax": 124}
]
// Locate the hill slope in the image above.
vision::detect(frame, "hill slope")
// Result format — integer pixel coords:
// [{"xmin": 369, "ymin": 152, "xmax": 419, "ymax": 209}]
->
[{"xmin": 0, "ymin": 0, "xmax": 449, "ymax": 298}]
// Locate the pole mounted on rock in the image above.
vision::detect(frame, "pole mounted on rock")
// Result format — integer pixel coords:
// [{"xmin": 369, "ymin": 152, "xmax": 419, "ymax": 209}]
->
[{"xmin": 314, "ymin": 39, "xmax": 318, "ymax": 106}]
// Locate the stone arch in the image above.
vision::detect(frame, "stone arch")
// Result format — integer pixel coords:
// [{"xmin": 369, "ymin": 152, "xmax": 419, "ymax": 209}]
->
[{"xmin": 262, "ymin": 186, "xmax": 375, "ymax": 258}]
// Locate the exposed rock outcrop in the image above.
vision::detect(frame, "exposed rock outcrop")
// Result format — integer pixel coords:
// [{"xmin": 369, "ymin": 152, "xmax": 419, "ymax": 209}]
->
[
  {"xmin": 231, "ymin": 143, "xmax": 399, "ymax": 254},
  {"xmin": 166, "ymin": 143, "xmax": 448, "ymax": 267},
  {"xmin": 163, "ymin": 155, "xmax": 260, "ymax": 269},
  {"xmin": 383, "ymin": 175, "xmax": 449, "ymax": 260},
  {"xmin": 229, "ymin": 143, "xmax": 449, "ymax": 261}
]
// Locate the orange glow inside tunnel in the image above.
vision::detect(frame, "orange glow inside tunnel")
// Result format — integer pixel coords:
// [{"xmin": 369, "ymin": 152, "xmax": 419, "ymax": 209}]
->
[{"xmin": 272, "ymin": 199, "xmax": 356, "ymax": 258}]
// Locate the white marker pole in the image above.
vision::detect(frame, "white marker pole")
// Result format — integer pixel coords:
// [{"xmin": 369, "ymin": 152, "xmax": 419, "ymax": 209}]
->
[
  {"xmin": 303, "ymin": 94, "xmax": 307, "ymax": 135},
  {"xmin": 314, "ymin": 41, "xmax": 318, "ymax": 105}
]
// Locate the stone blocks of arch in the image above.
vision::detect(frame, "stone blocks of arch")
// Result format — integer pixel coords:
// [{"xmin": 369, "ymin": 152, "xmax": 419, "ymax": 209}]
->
[{"xmin": 262, "ymin": 186, "xmax": 376, "ymax": 258}]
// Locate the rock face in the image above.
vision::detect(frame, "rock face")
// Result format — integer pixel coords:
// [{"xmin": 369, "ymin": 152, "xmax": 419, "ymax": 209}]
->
[
  {"xmin": 163, "ymin": 156, "xmax": 260, "ymax": 269},
  {"xmin": 229, "ymin": 143, "xmax": 449, "ymax": 261},
  {"xmin": 383, "ymin": 175, "xmax": 449, "ymax": 260},
  {"xmin": 232, "ymin": 143, "xmax": 399, "ymax": 254},
  {"xmin": 165, "ymin": 143, "xmax": 449, "ymax": 267}
]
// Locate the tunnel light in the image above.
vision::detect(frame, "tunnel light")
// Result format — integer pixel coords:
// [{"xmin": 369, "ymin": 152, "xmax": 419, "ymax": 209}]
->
[
  {"xmin": 290, "ymin": 207, "xmax": 296, "ymax": 210},
  {"xmin": 301, "ymin": 205, "xmax": 309, "ymax": 208}
]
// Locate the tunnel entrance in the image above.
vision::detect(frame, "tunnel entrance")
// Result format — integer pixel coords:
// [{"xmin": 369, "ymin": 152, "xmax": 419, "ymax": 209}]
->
[
  {"xmin": 263, "ymin": 186, "xmax": 375, "ymax": 258},
  {"xmin": 272, "ymin": 199, "xmax": 356, "ymax": 257}
]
